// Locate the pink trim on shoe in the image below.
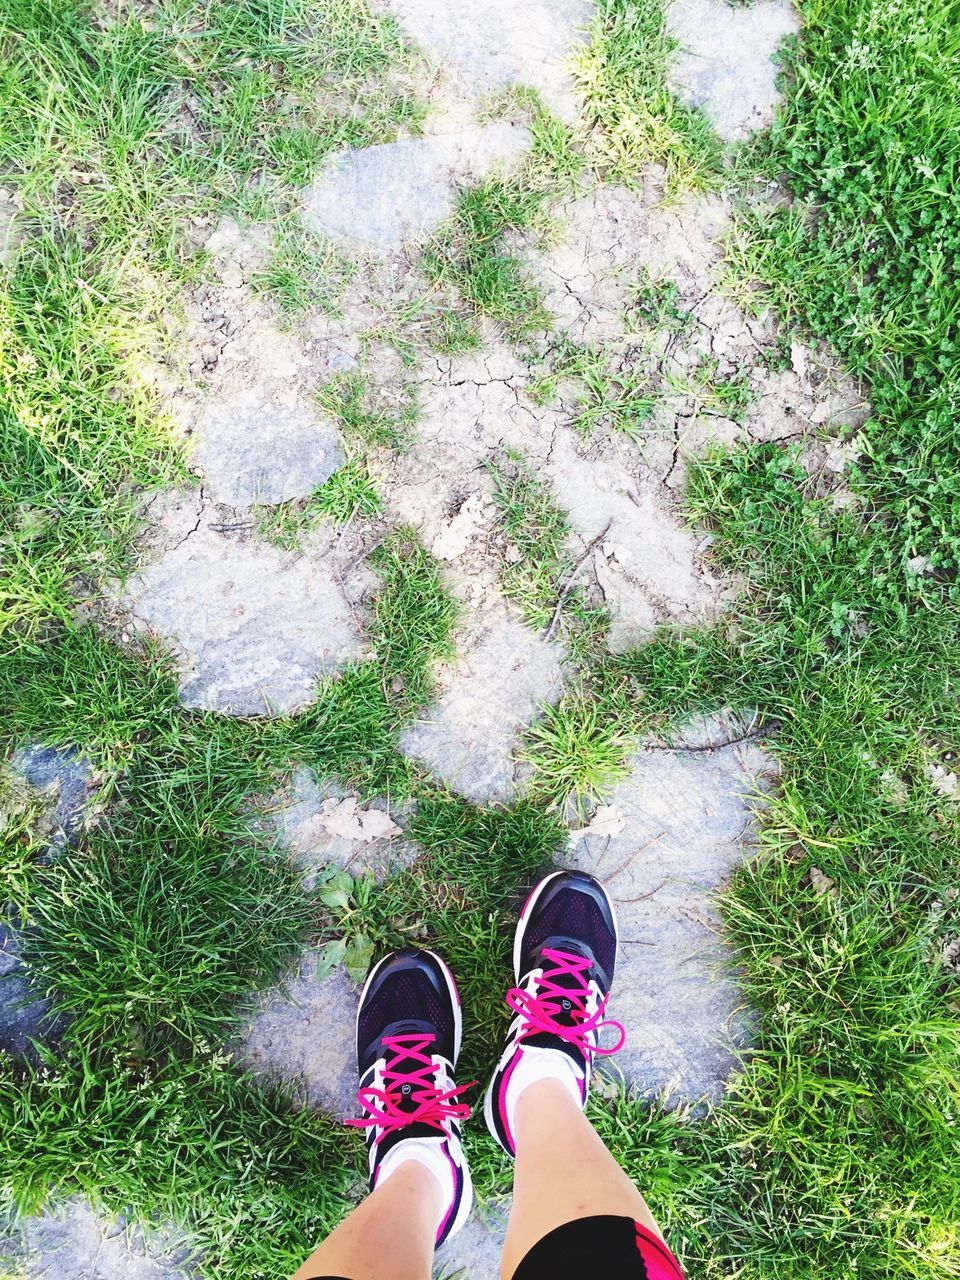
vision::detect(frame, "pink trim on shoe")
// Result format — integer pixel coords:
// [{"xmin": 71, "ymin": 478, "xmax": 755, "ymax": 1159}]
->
[
  {"xmin": 496, "ymin": 1047, "xmax": 524, "ymax": 1155},
  {"xmin": 434, "ymin": 1146, "xmax": 460, "ymax": 1243}
]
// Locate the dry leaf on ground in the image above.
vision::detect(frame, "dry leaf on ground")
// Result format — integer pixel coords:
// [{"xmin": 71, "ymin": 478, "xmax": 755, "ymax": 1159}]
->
[
  {"xmin": 320, "ymin": 796, "xmax": 401, "ymax": 842},
  {"xmin": 569, "ymin": 804, "xmax": 627, "ymax": 841}
]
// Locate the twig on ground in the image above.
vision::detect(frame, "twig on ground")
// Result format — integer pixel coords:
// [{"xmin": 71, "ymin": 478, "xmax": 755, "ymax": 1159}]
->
[
  {"xmin": 544, "ymin": 519, "xmax": 612, "ymax": 642},
  {"xmin": 617, "ymin": 878, "xmax": 670, "ymax": 905},
  {"xmin": 603, "ymin": 830, "xmax": 667, "ymax": 884}
]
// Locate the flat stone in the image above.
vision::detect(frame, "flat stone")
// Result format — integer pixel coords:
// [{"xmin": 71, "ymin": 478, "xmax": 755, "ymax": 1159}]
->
[
  {"xmin": 3, "ymin": 1198, "xmax": 195, "ymax": 1280},
  {"xmin": 566, "ymin": 714, "xmax": 775, "ymax": 1103},
  {"xmin": 191, "ymin": 399, "xmax": 343, "ymax": 507},
  {"xmin": 384, "ymin": 0, "xmax": 593, "ymax": 120},
  {"xmin": 0, "ymin": 914, "xmax": 66, "ymax": 1060},
  {"xmin": 301, "ymin": 124, "xmax": 529, "ymax": 252},
  {"xmin": 668, "ymin": 0, "xmax": 799, "ymax": 139},
  {"xmin": 10, "ymin": 744, "xmax": 95, "ymax": 849},
  {"xmin": 398, "ymin": 613, "xmax": 564, "ymax": 805},
  {"xmin": 241, "ymin": 960, "xmax": 359, "ymax": 1119},
  {"xmin": 267, "ymin": 766, "xmax": 418, "ymax": 886},
  {"xmin": 125, "ymin": 498, "xmax": 363, "ymax": 715},
  {"xmin": 1, "ymin": 748, "xmax": 98, "ymax": 1059},
  {"xmin": 245, "ymin": 776, "xmax": 420, "ymax": 1112}
]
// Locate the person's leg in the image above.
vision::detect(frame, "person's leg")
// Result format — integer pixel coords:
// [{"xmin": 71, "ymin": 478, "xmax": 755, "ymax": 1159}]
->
[
  {"xmin": 291, "ymin": 1160, "xmax": 440, "ymax": 1280},
  {"xmin": 291, "ymin": 948, "xmax": 474, "ymax": 1280},
  {"xmin": 501, "ymin": 1078, "xmax": 661, "ymax": 1277},
  {"xmin": 484, "ymin": 871, "xmax": 682, "ymax": 1280}
]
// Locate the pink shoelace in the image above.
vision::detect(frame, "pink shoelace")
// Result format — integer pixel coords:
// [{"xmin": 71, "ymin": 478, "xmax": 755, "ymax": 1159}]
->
[
  {"xmin": 506, "ymin": 946, "xmax": 626, "ymax": 1057},
  {"xmin": 345, "ymin": 1032, "xmax": 473, "ymax": 1143}
]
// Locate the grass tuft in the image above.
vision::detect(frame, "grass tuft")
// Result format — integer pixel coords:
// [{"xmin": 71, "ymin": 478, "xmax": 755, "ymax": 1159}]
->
[
  {"xmin": 520, "ymin": 696, "xmax": 631, "ymax": 815},
  {"xmin": 317, "ymin": 371, "xmax": 416, "ymax": 449},
  {"xmin": 423, "ymin": 175, "xmax": 552, "ymax": 338},
  {"xmin": 573, "ymin": 0, "xmax": 722, "ymax": 196},
  {"xmin": 488, "ymin": 452, "xmax": 572, "ymax": 629}
]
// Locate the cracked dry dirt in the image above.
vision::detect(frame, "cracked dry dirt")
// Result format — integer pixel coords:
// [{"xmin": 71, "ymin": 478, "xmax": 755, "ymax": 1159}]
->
[{"xmin": 5, "ymin": 1, "xmax": 868, "ymax": 1277}]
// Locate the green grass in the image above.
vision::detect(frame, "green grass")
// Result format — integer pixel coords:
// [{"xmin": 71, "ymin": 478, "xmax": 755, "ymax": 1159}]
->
[
  {"xmin": 487, "ymin": 452, "xmax": 609, "ymax": 655},
  {"xmin": 3, "ymin": 0, "xmax": 960, "ymax": 1277},
  {"xmin": 726, "ymin": 0, "xmax": 960, "ymax": 593},
  {"xmin": 1, "ymin": 1048, "xmax": 358, "ymax": 1279},
  {"xmin": 531, "ymin": 338, "xmax": 662, "ymax": 439},
  {"xmin": 573, "ymin": 0, "xmax": 723, "ymax": 196},
  {"xmin": 0, "ymin": 0, "xmax": 422, "ymax": 641},
  {"xmin": 420, "ymin": 91, "xmax": 593, "ymax": 337},
  {"xmin": 488, "ymin": 452, "xmax": 573, "ymax": 628},
  {"xmin": 249, "ymin": 220, "xmax": 355, "ymax": 316},
  {"xmin": 255, "ymin": 460, "xmax": 382, "ymax": 547},
  {"xmin": 24, "ymin": 767, "xmax": 314, "ymax": 1057},
  {"xmin": 0, "ymin": 229, "xmax": 184, "ymax": 635},
  {"xmin": 317, "ymin": 370, "xmax": 417, "ymax": 449},
  {"xmin": 520, "ymin": 695, "xmax": 632, "ymax": 817},
  {"xmin": 630, "ymin": 269, "xmax": 696, "ymax": 335},
  {"xmin": 667, "ymin": 355, "xmax": 755, "ymax": 423},
  {"xmin": 428, "ymin": 308, "xmax": 483, "ymax": 355},
  {"xmin": 1, "ymin": 0, "xmax": 422, "ymax": 259},
  {"xmin": 423, "ymin": 174, "xmax": 553, "ymax": 338}
]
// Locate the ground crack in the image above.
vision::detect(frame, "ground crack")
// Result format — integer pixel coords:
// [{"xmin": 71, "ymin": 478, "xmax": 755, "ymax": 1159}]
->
[
  {"xmin": 642, "ymin": 722, "xmax": 772, "ymax": 755},
  {"xmin": 168, "ymin": 487, "xmax": 206, "ymax": 551}
]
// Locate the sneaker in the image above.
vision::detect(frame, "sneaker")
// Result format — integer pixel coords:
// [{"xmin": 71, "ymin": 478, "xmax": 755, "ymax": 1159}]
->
[
  {"xmin": 346, "ymin": 948, "xmax": 474, "ymax": 1245},
  {"xmin": 484, "ymin": 870, "xmax": 624, "ymax": 1157}
]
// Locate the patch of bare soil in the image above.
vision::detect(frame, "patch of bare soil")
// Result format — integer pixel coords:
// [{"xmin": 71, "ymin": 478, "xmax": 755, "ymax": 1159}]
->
[
  {"xmin": 119, "ymin": 490, "xmax": 370, "ymax": 715},
  {"xmin": 567, "ymin": 710, "xmax": 777, "ymax": 1103}
]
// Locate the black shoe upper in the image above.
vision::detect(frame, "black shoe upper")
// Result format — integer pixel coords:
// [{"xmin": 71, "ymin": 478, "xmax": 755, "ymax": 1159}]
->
[
  {"xmin": 518, "ymin": 871, "xmax": 617, "ymax": 989},
  {"xmin": 355, "ymin": 948, "xmax": 461, "ymax": 1165},
  {"xmin": 512, "ymin": 871, "xmax": 618, "ymax": 1070},
  {"xmin": 357, "ymin": 947, "xmax": 458, "ymax": 1075}
]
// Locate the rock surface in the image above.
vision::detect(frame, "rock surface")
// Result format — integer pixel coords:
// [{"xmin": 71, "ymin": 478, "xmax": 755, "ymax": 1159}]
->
[
  {"xmin": 242, "ymin": 960, "xmax": 360, "ymax": 1119},
  {"xmin": 154, "ymin": 217, "xmax": 357, "ymax": 511},
  {"xmin": 10, "ymin": 744, "xmax": 96, "ymax": 849},
  {"xmin": 1, "ymin": 746, "xmax": 98, "ymax": 1059},
  {"xmin": 191, "ymin": 400, "xmax": 343, "ymax": 508},
  {"xmin": 437, "ymin": 1202, "xmax": 511, "ymax": 1279},
  {"xmin": 301, "ymin": 124, "xmax": 529, "ymax": 251},
  {"xmin": 124, "ymin": 494, "xmax": 364, "ymax": 715},
  {"xmin": 0, "ymin": 915, "xmax": 65, "ymax": 1060},
  {"xmin": 3, "ymin": 1198, "xmax": 195, "ymax": 1280},
  {"xmin": 567, "ymin": 713, "xmax": 776, "ymax": 1102},
  {"xmin": 668, "ymin": 0, "xmax": 799, "ymax": 139},
  {"xmin": 398, "ymin": 609, "xmax": 564, "ymax": 804},
  {"xmin": 383, "ymin": 0, "xmax": 593, "ymax": 120},
  {"xmin": 266, "ymin": 766, "xmax": 418, "ymax": 886}
]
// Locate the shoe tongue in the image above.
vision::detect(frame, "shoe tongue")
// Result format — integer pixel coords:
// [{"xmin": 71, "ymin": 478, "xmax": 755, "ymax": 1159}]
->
[
  {"xmin": 520, "ymin": 945, "xmax": 593, "ymax": 1068},
  {"xmin": 534, "ymin": 942, "xmax": 591, "ymax": 1019},
  {"xmin": 373, "ymin": 1033, "xmax": 443, "ymax": 1150},
  {"xmin": 375, "ymin": 1050, "xmax": 443, "ymax": 1160},
  {"xmin": 386, "ymin": 1048, "xmax": 434, "ymax": 1113}
]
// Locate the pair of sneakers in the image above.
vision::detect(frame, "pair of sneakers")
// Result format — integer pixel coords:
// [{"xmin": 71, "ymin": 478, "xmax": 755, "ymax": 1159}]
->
[{"xmin": 346, "ymin": 871, "xmax": 624, "ymax": 1246}]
